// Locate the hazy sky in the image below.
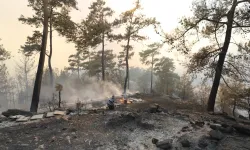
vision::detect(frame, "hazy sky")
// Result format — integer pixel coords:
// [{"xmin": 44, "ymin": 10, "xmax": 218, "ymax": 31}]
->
[{"xmin": 0, "ymin": 0, "xmax": 193, "ymax": 76}]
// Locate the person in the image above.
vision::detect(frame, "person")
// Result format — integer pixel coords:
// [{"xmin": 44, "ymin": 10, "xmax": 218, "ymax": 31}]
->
[{"xmin": 107, "ymin": 95, "xmax": 115, "ymax": 110}]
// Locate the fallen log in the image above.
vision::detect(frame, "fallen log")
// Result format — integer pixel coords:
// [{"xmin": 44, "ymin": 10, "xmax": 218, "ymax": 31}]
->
[
  {"xmin": 2, "ymin": 109, "xmax": 33, "ymax": 118},
  {"xmin": 232, "ymin": 124, "xmax": 250, "ymax": 136}
]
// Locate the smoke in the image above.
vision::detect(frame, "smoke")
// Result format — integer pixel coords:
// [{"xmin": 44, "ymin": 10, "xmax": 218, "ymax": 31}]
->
[
  {"xmin": 40, "ymin": 75, "xmax": 123, "ymax": 106},
  {"xmin": 0, "ymin": 94, "xmax": 8, "ymax": 113}
]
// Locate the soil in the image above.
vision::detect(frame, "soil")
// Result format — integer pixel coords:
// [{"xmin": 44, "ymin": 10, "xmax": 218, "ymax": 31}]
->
[{"xmin": 0, "ymin": 95, "xmax": 250, "ymax": 150}]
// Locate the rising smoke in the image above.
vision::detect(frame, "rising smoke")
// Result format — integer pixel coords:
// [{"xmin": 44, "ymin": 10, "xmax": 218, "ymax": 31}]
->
[{"xmin": 40, "ymin": 75, "xmax": 123, "ymax": 106}]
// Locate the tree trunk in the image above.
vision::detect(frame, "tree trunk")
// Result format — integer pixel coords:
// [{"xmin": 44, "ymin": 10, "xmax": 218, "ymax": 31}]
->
[
  {"xmin": 58, "ymin": 91, "xmax": 61, "ymax": 108},
  {"xmin": 48, "ymin": 7, "xmax": 54, "ymax": 88},
  {"xmin": 124, "ymin": 34, "xmax": 131, "ymax": 94},
  {"xmin": 101, "ymin": 32, "xmax": 105, "ymax": 81},
  {"xmin": 30, "ymin": 0, "xmax": 49, "ymax": 112},
  {"xmin": 248, "ymin": 95, "xmax": 250, "ymax": 120},
  {"xmin": 24, "ymin": 61, "xmax": 28, "ymax": 104},
  {"xmin": 150, "ymin": 56, "xmax": 153, "ymax": 93},
  {"xmin": 128, "ymin": 65, "xmax": 130, "ymax": 90},
  {"xmin": 233, "ymin": 98, "xmax": 237, "ymax": 117},
  {"xmin": 207, "ymin": 1, "xmax": 237, "ymax": 112},
  {"xmin": 77, "ymin": 56, "xmax": 80, "ymax": 79}
]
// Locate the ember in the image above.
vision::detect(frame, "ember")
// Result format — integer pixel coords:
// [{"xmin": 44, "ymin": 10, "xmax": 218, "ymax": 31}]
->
[{"xmin": 119, "ymin": 98, "xmax": 132, "ymax": 104}]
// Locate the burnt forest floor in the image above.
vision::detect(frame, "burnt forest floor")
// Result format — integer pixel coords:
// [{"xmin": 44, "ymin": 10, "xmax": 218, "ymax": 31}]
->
[{"xmin": 0, "ymin": 95, "xmax": 250, "ymax": 150}]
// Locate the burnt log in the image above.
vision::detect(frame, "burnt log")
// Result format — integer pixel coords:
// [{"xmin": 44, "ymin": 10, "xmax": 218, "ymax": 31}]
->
[
  {"xmin": 2, "ymin": 109, "xmax": 33, "ymax": 117},
  {"xmin": 232, "ymin": 124, "xmax": 250, "ymax": 136}
]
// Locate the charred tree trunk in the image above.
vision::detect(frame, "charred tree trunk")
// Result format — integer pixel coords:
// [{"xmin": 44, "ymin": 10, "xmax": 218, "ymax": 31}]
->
[
  {"xmin": 150, "ymin": 56, "xmax": 153, "ymax": 94},
  {"xmin": 248, "ymin": 95, "xmax": 250, "ymax": 120},
  {"xmin": 30, "ymin": 0, "xmax": 49, "ymax": 112},
  {"xmin": 101, "ymin": 32, "xmax": 105, "ymax": 81},
  {"xmin": 24, "ymin": 62, "xmax": 28, "ymax": 104},
  {"xmin": 58, "ymin": 91, "xmax": 61, "ymax": 108},
  {"xmin": 124, "ymin": 33, "xmax": 131, "ymax": 94},
  {"xmin": 207, "ymin": 1, "xmax": 237, "ymax": 112},
  {"xmin": 48, "ymin": 7, "xmax": 54, "ymax": 88}
]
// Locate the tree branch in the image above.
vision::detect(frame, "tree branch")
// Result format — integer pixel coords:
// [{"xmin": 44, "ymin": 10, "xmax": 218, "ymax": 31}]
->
[
  {"xmin": 166, "ymin": 17, "xmax": 226, "ymax": 43},
  {"xmin": 236, "ymin": 0, "xmax": 250, "ymax": 5},
  {"xmin": 224, "ymin": 60, "xmax": 245, "ymax": 79}
]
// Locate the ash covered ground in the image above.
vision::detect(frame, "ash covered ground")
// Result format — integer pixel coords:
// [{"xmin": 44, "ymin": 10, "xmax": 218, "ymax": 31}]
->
[{"xmin": 0, "ymin": 95, "xmax": 250, "ymax": 150}]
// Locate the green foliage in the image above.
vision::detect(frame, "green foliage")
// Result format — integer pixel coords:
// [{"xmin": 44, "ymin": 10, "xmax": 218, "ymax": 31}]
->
[
  {"xmin": 85, "ymin": 0, "xmax": 114, "ymax": 46},
  {"xmin": 20, "ymin": 31, "xmax": 42, "ymax": 56},
  {"xmin": 19, "ymin": 0, "xmax": 77, "ymax": 55},
  {"xmin": 0, "ymin": 41, "xmax": 10, "ymax": 61},
  {"xmin": 86, "ymin": 50, "xmax": 116, "ymax": 77},
  {"xmin": 114, "ymin": 0, "xmax": 159, "ymax": 92},
  {"xmin": 114, "ymin": 0, "xmax": 159, "ymax": 42},
  {"xmin": 139, "ymin": 42, "xmax": 162, "ymax": 65},
  {"xmin": 176, "ymin": 73, "xmax": 194, "ymax": 100},
  {"xmin": 67, "ymin": 48, "xmax": 89, "ymax": 73},
  {"xmin": 154, "ymin": 57, "xmax": 180, "ymax": 95},
  {"xmin": 165, "ymin": 0, "xmax": 250, "ymax": 78}
]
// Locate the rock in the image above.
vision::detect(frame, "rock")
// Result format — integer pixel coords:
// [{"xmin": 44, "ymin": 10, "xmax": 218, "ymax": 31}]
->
[
  {"xmin": 180, "ymin": 139, "xmax": 191, "ymax": 147},
  {"xmin": 195, "ymin": 121, "xmax": 205, "ymax": 127},
  {"xmin": 198, "ymin": 136, "xmax": 209, "ymax": 148},
  {"xmin": 222, "ymin": 126, "xmax": 234, "ymax": 133},
  {"xmin": 181, "ymin": 126, "xmax": 191, "ymax": 132},
  {"xmin": 239, "ymin": 115, "xmax": 248, "ymax": 120},
  {"xmin": 149, "ymin": 103, "xmax": 161, "ymax": 113},
  {"xmin": 155, "ymin": 139, "xmax": 173, "ymax": 150},
  {"xmin": 210, "ymin": 124, "xmax": 220, "ymax": 130},
  {"xmin": 152, "ymin": 138, "xmax": 159, "ymax": 144},
  {"xmin": 54, "ymin": 110, "xmax": 66, "ymax": 115},
  {"xmin": 209, "ymin": 130, "xmax": 225, "ymax": 140},
  {"xmin": 46, "ymin": 112, "xmax": 54, "ymax": 118},
  {"xmin": 16, "ymin": 116, "xmax": 30, "ymax": 122},
  {"xmin": 37, "ymin": 144, "xmax": 45, "ymax": 149},
  {"xmin": 223, "ymin": 115, "xmax": 236, "ymax": 121},
  {"xmin": 210, "ymin": 124, "xmax": 233, "ymax": 133},
  {"xmin": 30, "ymin": 114, "xmax": 44, "ymax": 120},
  {"xmin": 232, "ymin": 124, "xmax": 250, "ymax": 136},
  {"xmin": 217, "ymin": 136, "xmax": 250, "ymax": 150},
  {"xmin": 2, "ymin": 109, "xmax": 33, "ymax": 117},
  {"xmin": 0, "ymin": 115, "xmax": 7, "ymax": 122},
  {"xmin": 66, "ymin": 109, "xmax": 74, "ymax": 115}
]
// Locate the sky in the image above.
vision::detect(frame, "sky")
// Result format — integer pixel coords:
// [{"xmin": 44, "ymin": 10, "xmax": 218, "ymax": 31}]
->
[{"xmin": 0, "ymin": 0, "xmax": 194, "ymax": 76}]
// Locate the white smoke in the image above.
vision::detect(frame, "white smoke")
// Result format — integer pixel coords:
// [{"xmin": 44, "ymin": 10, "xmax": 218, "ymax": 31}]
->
[{"xmin": 40, "ymin": 75, "xmax": 123, "ymax": 106}]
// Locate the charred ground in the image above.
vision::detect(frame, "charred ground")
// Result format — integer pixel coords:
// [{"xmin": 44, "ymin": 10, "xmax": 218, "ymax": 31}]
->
[{"xmin": 0, "ymin": 95, "xmax": 250, "ymax": 150}]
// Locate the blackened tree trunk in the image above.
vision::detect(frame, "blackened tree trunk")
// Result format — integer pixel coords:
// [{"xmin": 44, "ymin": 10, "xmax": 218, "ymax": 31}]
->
[
  {"xmin": 101, "ymin": 32, "xmax": 105, "ymax": 81},
  {"xmin": 124, "ymin": 33, "xmax": 131, "ymax": 94},
  {"xmin": 207, "ymin": 1, "xmax": 237, "ymax": 112},
  {"xmin": 24, "ymin": 63, "xmax": 29, "ymax": 104},
  {"xmin": 30, "ymin": 0, "xmax": 49, "ymax": 112},
  {"xmin": 150, "ymin": 55, "xmax": 153, "ymax": 93},
  {"xmin": 48, "ymin": 7, "xmax": 54, "ymax": 88},
  {"xmin": 58, "ymin": 91, "xmax": 61, "ymax": 108}
]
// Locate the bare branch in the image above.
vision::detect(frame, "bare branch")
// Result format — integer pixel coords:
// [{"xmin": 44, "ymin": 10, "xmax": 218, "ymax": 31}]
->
[{"xmin": 236, "ymin": 0, "xmax": 250, "ymax": 5}]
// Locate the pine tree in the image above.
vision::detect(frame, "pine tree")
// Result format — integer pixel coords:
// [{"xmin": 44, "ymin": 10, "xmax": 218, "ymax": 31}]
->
[
  {"xmin": 139, "ymin": 42, "xmax": 162, "ymax": 93},
  {"xmin": 114, "ymin": 0, "xmax": 159, "ymax": 94}
]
